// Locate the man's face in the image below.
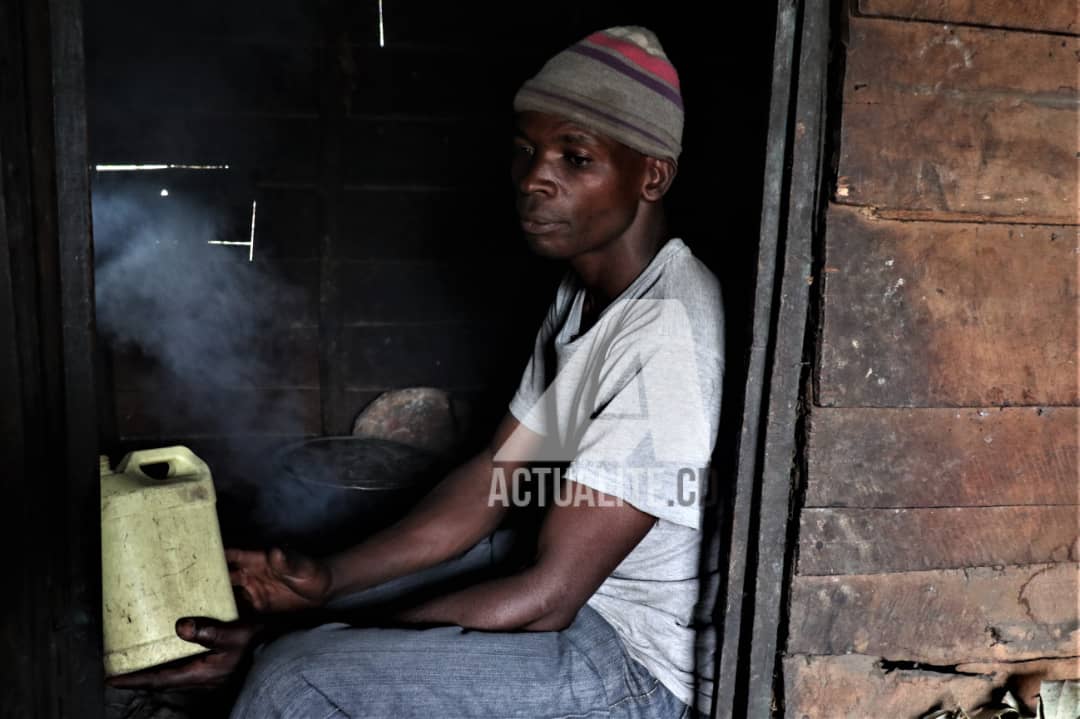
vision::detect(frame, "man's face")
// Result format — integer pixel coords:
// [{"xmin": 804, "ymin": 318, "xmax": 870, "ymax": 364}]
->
[{"xmin": 511, "ymin": 111, "xmax": 648, "ymax": 260}]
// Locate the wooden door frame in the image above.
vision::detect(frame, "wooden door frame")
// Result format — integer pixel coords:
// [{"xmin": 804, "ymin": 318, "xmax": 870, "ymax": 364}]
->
[
  {"xmin": 0, "ymin": 0, "xmax": 833, "ymax": 713},
  {"xmin": 0, "ymin": 0, "xmax": 102, "ymax": 715},
  {"xmin": 711, "ymin": 0, "xmax": 833, "ymax": 716}
]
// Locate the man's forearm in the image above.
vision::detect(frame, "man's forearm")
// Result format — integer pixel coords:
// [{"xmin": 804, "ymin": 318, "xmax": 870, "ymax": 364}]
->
[
  {"xmin": 390, "ymin": 568, "xmax": 575, "ymax": 632},
  {"xmin": 324, "ymin": 448, "xmax": 510, "ymax": 601}
]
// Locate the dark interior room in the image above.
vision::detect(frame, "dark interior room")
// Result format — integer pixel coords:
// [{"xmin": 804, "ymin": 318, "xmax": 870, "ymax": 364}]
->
[
  {"xmin": 3, "ymin": 0, "xmax": 787, "ymax": 716},
  {"xmin": 8, "ymin": 0, "xmax": 1077, "ymax": 717}
]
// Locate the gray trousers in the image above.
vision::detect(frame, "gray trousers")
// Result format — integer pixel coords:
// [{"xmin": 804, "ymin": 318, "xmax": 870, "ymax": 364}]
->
[{"xmin": 229, "ymin": 529, "xmax": 693, "ymax": 718}]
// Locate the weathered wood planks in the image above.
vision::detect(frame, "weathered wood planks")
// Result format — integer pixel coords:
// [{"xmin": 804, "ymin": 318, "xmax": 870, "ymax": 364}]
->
[
  {"xmin": 798, "ymin": 506, "xmax": 1079, "ymax": 574},
  {"xmin": 806, "ymin": 407, "xmax": 1079, "ymax": 507},
  {"xmin": 818, "ymin": 206, "xmax": 1079, "ymax": 406},
  {"xmin": 787, "ymin": 563, "xmax": 1080, "ymax": 663},
  {"xmin": 789, "ymin": 9, "xmax": 1080, "ymax": 717},
  {"xmin": 858, "ymin": 0, "xmax": 1080, "ymax": 36},
  {"xmin": 783, "ymin": 654, "xmax": 998, "ymax": 719},
  {"xmin": 836, "ymin": 18, "xmax": 1079, "ymax": 222},
  {"xmin": 954, "ymin": 656, "xmax": 1080, "ymax": 687},
  {"xmin": 786, "ymin": 654, "xmax": 1080, "ymax": 719}
]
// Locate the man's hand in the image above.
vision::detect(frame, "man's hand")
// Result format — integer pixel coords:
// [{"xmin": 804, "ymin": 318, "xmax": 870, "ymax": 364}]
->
[
  {"xmin": 227, "ymin": 547, "xmax": 332, "ymax": 613},
  {"xmin": 105, "ymin": 618, "xmax": 261, "ymax": 691}
]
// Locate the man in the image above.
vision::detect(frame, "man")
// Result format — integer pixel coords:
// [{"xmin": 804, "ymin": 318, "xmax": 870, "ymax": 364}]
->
[{"xmin": 112, "ymin": 26, "xmax": 723, "ymax": 718}]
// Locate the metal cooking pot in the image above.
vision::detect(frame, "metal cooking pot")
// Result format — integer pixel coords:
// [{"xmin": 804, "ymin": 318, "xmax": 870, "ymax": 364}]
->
[{"xmin": 254, "ymin": 436, "xmax": 444, "ymax": 555}]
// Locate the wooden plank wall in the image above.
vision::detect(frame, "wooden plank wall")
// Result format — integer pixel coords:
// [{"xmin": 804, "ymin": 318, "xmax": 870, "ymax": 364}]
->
[{"xmin": 785, "ymin": 4, "xmax": 1079, "ymax": 717}]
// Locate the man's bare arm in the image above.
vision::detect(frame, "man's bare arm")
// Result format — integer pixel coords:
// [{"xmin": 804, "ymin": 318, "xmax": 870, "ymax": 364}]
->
[
  {"xmin": 229, "ymin": 413, "xmax": 537, "ymax": 612},
  {"xmin": 322, "ymin": 412, "xmax": 531, "ymax": 600},
  {"xmin": 390, "ymin": 481, "xmax": 656, "ymax": 631}
]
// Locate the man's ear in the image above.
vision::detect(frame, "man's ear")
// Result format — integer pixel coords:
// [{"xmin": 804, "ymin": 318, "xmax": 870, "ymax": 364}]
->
[{"xmin": 641, "ymin": 157, "xmax": 677, "ymax": 202}]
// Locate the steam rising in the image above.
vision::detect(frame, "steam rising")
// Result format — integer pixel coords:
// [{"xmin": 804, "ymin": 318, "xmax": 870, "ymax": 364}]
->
[
  {"xmin": 91, "ymin": 182, "xmax": 434, "ymax": 548},
  {"xmin": 92, "ymin": 180, "xmax": 306, "ymax": 436}
]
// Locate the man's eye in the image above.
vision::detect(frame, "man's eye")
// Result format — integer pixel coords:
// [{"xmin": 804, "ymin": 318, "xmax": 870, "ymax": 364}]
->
[
  {"xmin": 513, "ymin": 144, "xmax": 534, "ymax": 156},
  {"xmin": 565, "ymin": 153, "xmax": 591, "ymax": 168}
]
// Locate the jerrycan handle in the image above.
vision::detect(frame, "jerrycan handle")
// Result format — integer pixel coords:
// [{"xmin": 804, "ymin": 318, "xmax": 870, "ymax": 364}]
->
[{"xmin": 116, "ymin": 446, "xmax": 208, "ymax": 482}]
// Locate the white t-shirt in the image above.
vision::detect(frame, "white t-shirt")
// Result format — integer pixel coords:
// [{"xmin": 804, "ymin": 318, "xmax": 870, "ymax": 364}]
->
[{"xmin": 507, "ymin": 238, "xmax": 724, "ymax": 715}]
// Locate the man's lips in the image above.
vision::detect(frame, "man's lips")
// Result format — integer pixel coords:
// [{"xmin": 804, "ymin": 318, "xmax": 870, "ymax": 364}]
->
[{"xmin": 520, "ymin": 216, "xmax": 565, "ymax": 235}]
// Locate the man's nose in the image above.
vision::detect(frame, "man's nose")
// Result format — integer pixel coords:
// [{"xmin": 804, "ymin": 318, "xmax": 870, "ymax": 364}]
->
[{"xmin": 515, "ymin": 156, "xmax": 555, "ymax": 196}]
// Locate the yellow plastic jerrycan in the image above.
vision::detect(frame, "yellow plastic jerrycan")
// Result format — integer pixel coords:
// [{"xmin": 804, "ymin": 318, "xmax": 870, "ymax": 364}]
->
[{"xmin": 100, "ymin": 446, "xmax": 239, "ymax": 677}]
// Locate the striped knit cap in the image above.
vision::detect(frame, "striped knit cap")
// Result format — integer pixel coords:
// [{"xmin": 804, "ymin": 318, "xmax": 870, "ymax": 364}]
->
[{"xmin": 513, "ymin": 26, "xmax": 683, "ymax": 162}]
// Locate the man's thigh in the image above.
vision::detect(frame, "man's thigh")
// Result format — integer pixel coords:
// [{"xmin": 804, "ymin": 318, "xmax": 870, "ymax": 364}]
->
[{"xmin": 230, "ymin": 605, "xmax": 680, "ymax": 719}]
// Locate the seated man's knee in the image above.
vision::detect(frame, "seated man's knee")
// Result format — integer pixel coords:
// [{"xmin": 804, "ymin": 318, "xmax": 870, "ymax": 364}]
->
[{"xmin": 231, "ymin": 626, "xmax": 345, "ymax": 718}]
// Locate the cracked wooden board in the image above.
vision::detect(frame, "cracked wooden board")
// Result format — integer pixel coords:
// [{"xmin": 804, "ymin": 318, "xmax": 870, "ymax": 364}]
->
[
  {"xmin": 784, "ymin": 655, "xmax": 1079, "ymax": 717},
  {"xmin": 783, "ymin": 654, "xmax": 999, "ymax": 719},
  {"xmin": 798, "ymin": 506, "xmax": 1080, "ymax": 574},
  {"xmin": 955, "ymin": 657, "xmax": 1080, "ymax": 710},
  {"xmin": 836, "ymin": 18, "xmax": 1078, "ymax": 222},
  {"xmin": 955, "ymin": 657, "xmax": 1080, "ymax": 679},
  {"xmin": 787, "ymin": 563, "xmax": 1080, "ymax": 664},
  {"xmin": 818, "ymin": 206, "xmax": 1080, "ymax": 407},
  {"xmin": 857, "ymin": 0, "xmax": 1080, "ymax": 36},
  {"xmin": 806, "ymin": 407, "xmax": 1080, "ymax": 507}
]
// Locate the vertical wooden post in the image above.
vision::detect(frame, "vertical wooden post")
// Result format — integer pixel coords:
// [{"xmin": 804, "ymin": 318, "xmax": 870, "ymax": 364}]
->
[
  {"xmin": 745, "ymin": 0, "xmax": 830, "ymax": 714},
  {"xmin": 317, "ymin": 0, "xmax": 350, "ymax": 435},
  {"xmin": 713, "ymin": 0, "xmax": 832, "ymax": 716},
  {"xmin": 0, "ymin": 0, "xmax": 102, "ymax": 714},
  {"xmin": 712, "ymin": 0, "xmax": 801, "ymax": 714},
  {"xmin": 49, "ymin": 0, "xmax": 103, "ymax": 709}
]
